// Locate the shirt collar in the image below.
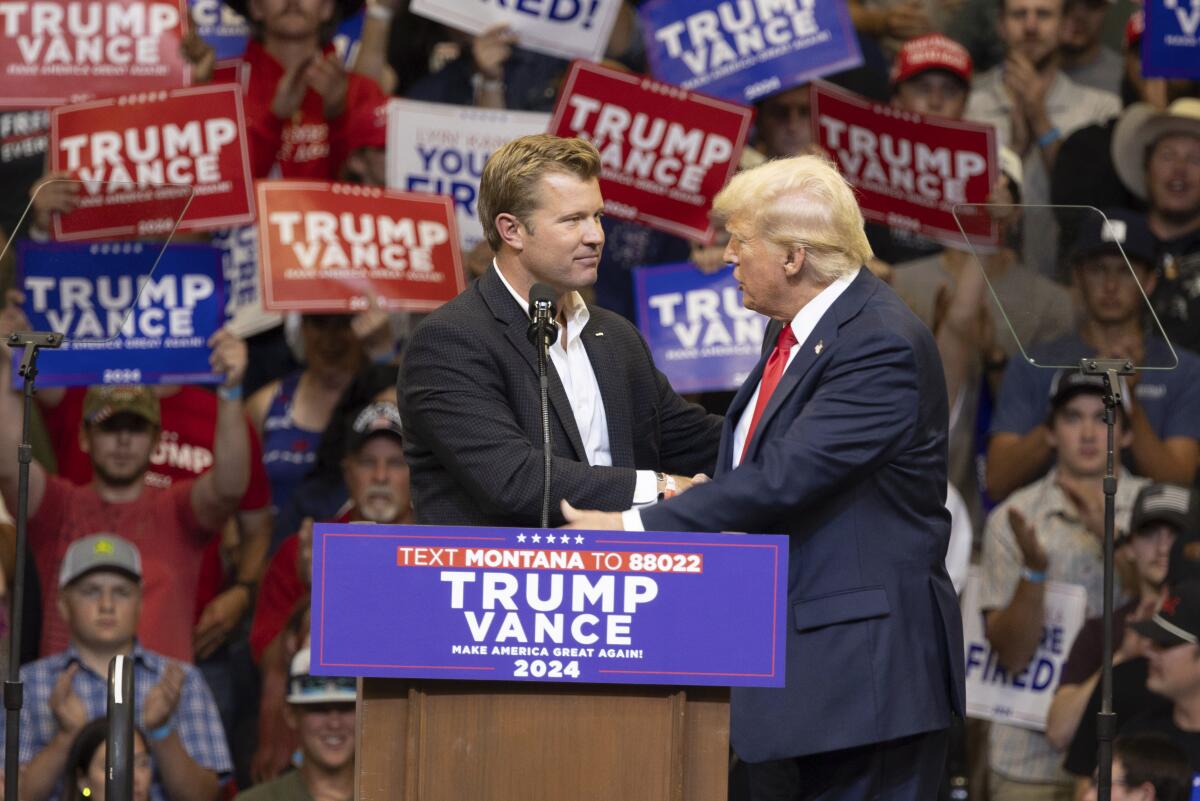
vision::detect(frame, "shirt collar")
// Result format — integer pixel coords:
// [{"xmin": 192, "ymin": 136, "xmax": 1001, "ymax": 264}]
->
[
  {"xmin": 62, "ymin": 641, "xmax": 159, "ymax": 676},
  {"xmin": 784, "ymin": 267, "xmax": 860, "ymax": 344},
  {"xmin": 493, "ymin": 262, "xmax": 591, "ymax": 344}
]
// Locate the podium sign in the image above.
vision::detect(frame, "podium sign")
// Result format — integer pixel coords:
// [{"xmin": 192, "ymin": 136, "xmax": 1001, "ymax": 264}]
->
[{"xmin": 311, "ymin": 523, "xmax": 787, "ymax": 687}]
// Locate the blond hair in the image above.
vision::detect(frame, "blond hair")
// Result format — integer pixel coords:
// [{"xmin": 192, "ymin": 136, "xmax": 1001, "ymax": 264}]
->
[
  {"xmin": 712, "ymin": 155, "xmax": 872, "ymax": 283},
  {"xmin": 478, "ymin": 134, "xmax": 602, "ymax": 252}
]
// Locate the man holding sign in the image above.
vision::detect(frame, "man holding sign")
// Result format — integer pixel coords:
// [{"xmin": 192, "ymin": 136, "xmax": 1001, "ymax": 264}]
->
[
  {"xmin": 400, "ymin": 133, "xmax": 722, "ymax": 527},
  {"xmin": 0, "ymin": 293, "xmax": 252, "ymax": 663}
]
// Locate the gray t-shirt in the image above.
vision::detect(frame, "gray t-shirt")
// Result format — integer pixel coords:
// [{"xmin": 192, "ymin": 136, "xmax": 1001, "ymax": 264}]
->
[
  {"xmin": 1063, "ymin": 47, "xmax": 1124, "ymax": 96},
  {"xmin": 234, "ymin": 771, "xmax": 318, "ymax": 801}
]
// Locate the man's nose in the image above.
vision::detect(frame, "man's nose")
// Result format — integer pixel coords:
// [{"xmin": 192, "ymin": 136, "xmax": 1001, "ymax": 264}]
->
[{"xmin": 583, "ymin": 217, "xmax": 604, "ymax": 245}]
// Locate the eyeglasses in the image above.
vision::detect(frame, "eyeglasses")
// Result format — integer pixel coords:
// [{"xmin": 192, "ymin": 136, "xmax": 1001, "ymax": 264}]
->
[{"xmin": 290, "ymin": 675, "xmax": 356, "ymax": 697}]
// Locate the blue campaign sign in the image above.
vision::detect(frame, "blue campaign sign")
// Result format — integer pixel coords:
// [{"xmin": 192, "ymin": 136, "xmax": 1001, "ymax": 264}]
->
[
  {"xmin": 189, "ymin": 0, "xmax": 366, "ymax": 63},
  {"xmin": 311, "ymin": 523, "xmax": 788, "ymax": 687},
  {"xmin": 1142, "ymin": 0, "xmax": 1200, "ymax": 78},
  {"xmin": 15, "ymin": 241, "xmax": 225, "ymax": 387},
  {"xmin": 639, "ymin": 0, "xmax": 862, "ymax": 104},
  {"xmin": 634, "ymin": 262, "xmax": 767, "ymax": 394}
]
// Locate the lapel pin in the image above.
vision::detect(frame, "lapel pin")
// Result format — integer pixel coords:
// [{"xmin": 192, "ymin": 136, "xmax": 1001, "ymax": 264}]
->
[
  {"xmin": 814, "ymin": 340, "xmax": 824, "ymax": 355},
  {"xmin": 594, "ymin": 331, "xmax": 605, "ymax": 337}
]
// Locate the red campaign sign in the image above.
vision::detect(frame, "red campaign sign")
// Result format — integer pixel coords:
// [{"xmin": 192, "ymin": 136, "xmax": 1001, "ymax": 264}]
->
[
  {"xmin": 50, "ymin": 84, "xmax": 256, "ymax": 239},
  {"xmin": 810, "ymin": 82, "xmax": 999, "ymax": 248},
  {"xmin": 0, "ymin": 0, "xmax": 189, "ymax": 108},
  {"xmin": 256, "ymin": 180, "xmax": 466, "ymax": 313},
  {"xmin": 549, "ymin": 60, "xmax": 753, "ymax": 244}
]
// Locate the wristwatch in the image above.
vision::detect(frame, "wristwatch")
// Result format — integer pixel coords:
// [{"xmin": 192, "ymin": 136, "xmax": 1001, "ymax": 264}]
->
[{"xmin": 655, "ymin": 472, "xmax": 677, "ymax": 501}]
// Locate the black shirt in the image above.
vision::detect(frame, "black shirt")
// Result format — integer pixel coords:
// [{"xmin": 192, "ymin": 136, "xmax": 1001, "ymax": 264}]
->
[
  {"xmin": 1122, "ymin": 709, "xmax": 1200, "ymax": 770},
  {"xmin": 1064, "ymin": 657, "xmax": 1174, "ymax": 776}
]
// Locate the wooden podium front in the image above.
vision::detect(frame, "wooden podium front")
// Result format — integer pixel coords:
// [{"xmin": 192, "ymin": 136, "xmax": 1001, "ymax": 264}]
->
[{"xmin": 356, "ymin": 678, "xmax": 730, "ymax": 801}]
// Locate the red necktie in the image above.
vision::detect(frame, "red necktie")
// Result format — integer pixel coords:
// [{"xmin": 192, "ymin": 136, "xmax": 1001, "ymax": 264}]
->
[{"xmin": 740, "ymin": 324, "xmax": 798, "ymax": 463}]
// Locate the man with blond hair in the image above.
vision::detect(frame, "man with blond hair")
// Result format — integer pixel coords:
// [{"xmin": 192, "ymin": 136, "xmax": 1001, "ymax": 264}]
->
[
  {"xmin": 399, "ymin": 133, "xmax": 721, "ymax": 526},
  {"xmin": 564, "ymin": 155, "xmax": 965, "ymax": 801}
]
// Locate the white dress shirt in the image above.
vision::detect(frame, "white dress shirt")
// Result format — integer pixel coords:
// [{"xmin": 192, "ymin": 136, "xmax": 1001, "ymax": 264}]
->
[
  {"xmin": 621, "ymin": 268, "xmax": 860, "ymax": 531},
  {"xmin": 494, "ymin": 265, "xmax": 657, "ymax": 503}
]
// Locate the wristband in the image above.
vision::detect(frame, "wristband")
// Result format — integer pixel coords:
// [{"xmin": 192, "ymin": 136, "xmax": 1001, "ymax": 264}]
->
[
  {"xmin": 146, "ymin": 723, "xmax": 172, "ymax": 742},
  {"xmin": 1036, "ymin": 127, "xmax": 1061, "ymax": 149},
  {"xmin": 217, "ymin": 384, "xmax": 242, "ymax": 402},
  {"xmin": 1020, "ymin": 566, "xmax": 1047, "ymax": 584},
  {"xmin": 471, "ymin": 73, "xmax": 505, "ymax": 94},
  {"xmin": 655, "ymin": 472, "xmax": 677, "ymax": 501}
]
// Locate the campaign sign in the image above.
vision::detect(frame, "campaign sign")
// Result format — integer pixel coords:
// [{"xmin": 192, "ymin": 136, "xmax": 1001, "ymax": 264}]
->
[
  {"xmin": 962, "ymin": 568, "xmax": 1087, "ymax": 730},
  {"xmin": 639, "ymin": 0, "xmax": 861, "ymax": 104},
  {"xmin": 1142, "ymin": 0, "xmax": 1200, "ymax": 78},
  {"xmin": 14, "ymin": 240, "xmax": 225, "ymax": 386},
  {"xmin": 257, "ymin": 180, "xmax": 465, "ymax": 313},
  {"xmin": 811, "ymin": 82, "xmax": 998, "ymax": 249},
  {"xmin": 212, "ymin": 224, "xmax": 282, "ymax": 337},
  {"xmin": 0, "ymin": 0, "xmax": 190, "ymax": 108},
  {"xmin": 386, "ymin": 99, "xmax": 551, "ymax": 251},
  {"xmin": 189, "ymin": 0, "xmax": 366, "ymax": 64},
  {"xmin": 634, "ymin": 262, "xmax": 766, "ymax": 393},
  {"xmin": 310, "ymin": 523, "xmax": 788, "ymax": 686},
  {"xmin": 50, "ymin": 84, "xmax": 256, "ymax": 239},
  {"xmin": 409, "ymin": 0, "xmax": 621, "ymax": 62},
  {"xmin": 550, "ymin": 61, "xmax": 753, "ymax": 243}
]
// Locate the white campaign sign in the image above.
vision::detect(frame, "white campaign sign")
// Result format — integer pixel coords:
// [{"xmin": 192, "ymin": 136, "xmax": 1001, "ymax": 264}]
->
[
  {"xmin": 963, "ymin": 567, "xmax": 1088, "ymax": 731},
  {"xmin": 409, "ymin": 0, "xmax": 621, "ymax": 61},
  {"xmin": 386, "ymin": 98, "xmax": 549, "ymax": 251}
]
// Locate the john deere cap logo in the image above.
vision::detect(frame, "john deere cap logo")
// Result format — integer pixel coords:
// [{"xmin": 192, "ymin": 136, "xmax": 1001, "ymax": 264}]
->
[{"xmin": 94, "ymin": 540, "xmax": 115, "ymax": 555}]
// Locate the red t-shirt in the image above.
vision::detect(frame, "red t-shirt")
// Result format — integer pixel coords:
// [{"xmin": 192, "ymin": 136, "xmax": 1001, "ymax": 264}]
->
[
  {"xmin": 248, "ymin": 505, "xmax": 354, "ymax": 663},
  {"xmin": 239, "ymin": 39, "xmax": 389, "ymax": 179},
  {"xmin": 30, "ymin": 476, "xmax": 214, "ymax": 661},
  {"xmin": 44, "ymin": 387, "xmax": 270, "ymax": 619}
]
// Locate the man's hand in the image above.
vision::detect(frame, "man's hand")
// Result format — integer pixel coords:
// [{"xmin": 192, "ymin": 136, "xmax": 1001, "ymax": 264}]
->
[
  {"xmin": 180, "ymin": 25, "xmax": 216, "ymax": 84},
  {"xmin": 1, "ymin": 290, "xmax": 31, "ymax": 341},
  {"xmin": 559, "ymin": 500, "xmax": 624, "ymax": 531},
  {"xmin": 472, "ymin": 24, "xmax": 517, "ymax": 80},
  {"xmin": 208, "ymin": 328, "xmax": 247, "ymax": 389},
  {"xmin": 1056, "ymin": 474, "xmax": 1105, "ymax": 538},
  {"xmin": 296, "ymin": 516, "xmax": 314, "ymax": 587},
  {"xmin": 270, "ymin": 59, "xmax": 310, "ymax": 120},
  {"xmin": 143, "ymin": 662, "xmax": 186, "ymax": 731},
  {"xmin": 1004, "ymin": 53, "xmax": 1051, "ymax": 125},
  {"xmin": 50, "ymin": 664, "xmax": 88, "ymax": 736},
  {"xmin": 304, "ymin": 53, "xmax": 349, "ymax": 120},
  {"xmin": 193, "ymin": 587, "xmax": 251, "ymax": 660},
  {"xmin": 1008, "ymin": 508, "xmax": 1048, "ymax": 572},
  {"xmin": 29, "ymin": 172, "xmax": 80, "ymax": 233},
  {"xmin": 884, "ymin": 2, "xmax": 932, "ymax": 38}
]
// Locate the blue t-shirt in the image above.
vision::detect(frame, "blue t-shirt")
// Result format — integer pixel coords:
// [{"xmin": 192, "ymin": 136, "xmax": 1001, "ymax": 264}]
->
[{"xmin": 990, "ymin": 334, "xmax": 1200, "ymax": 442}]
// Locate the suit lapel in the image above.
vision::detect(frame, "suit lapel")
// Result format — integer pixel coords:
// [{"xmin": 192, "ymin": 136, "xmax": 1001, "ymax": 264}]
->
[
  {"xmin": 740, "ymin": 268, "xmax": 880, "ymax": 459},
  {"xmin": 580, "ymin": 317, "xmax": 635, "ymax": 468},
  {"xmin": 481, "ymin": 268, "xmax": 589, "ymax": 461}
]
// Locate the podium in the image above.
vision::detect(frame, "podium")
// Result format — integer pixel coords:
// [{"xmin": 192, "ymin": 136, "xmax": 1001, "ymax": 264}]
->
[
  {"xmin": 311, "ymin": 523, "xmax": 786, "ymax": 801},
  {"xmin": 355, "ymin": 679, "xmax": 730, "ymax": 801}
]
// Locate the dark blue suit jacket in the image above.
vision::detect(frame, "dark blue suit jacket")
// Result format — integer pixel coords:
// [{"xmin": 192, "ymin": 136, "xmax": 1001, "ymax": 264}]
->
[{"xmin": 640, "ymin": 268, "xmax": 966, "ymax": 762}]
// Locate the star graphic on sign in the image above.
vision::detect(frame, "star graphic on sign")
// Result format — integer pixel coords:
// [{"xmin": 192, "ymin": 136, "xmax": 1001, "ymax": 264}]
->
[
  {"xmin": 574, "ymin": 535, "xmax": 585, "ymax": 544},
  {"xmin": 516, "ymin": 533, "xmax": 526, "ymax": 543},
  {"xmin": 532, "ymin": 533, "xmax": 542, "ymax": 543},
  {"xmin": 547, "ymin": 534, "xmax": 559, "ymax": 544}
]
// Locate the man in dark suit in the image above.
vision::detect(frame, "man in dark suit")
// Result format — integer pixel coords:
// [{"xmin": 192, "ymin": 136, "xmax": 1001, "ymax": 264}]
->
[
  {"xmin": 564, "ymin": 155, "xmax": 965, "ymax": 801},
  {"xmin": 399, "ymin": 134, "xmax": 721, "ymax": 527}
]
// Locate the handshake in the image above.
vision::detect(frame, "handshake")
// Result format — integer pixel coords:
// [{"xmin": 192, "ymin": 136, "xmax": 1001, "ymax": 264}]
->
[{"xmin": 562, "ymin": 472, "xmax": 711, "ymax": 532}]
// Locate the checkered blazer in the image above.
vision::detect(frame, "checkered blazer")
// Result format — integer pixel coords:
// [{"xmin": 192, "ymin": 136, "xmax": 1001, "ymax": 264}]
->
[{"xmin": 400, "ymin": 267, "xmax": 722, "ymax": 527}]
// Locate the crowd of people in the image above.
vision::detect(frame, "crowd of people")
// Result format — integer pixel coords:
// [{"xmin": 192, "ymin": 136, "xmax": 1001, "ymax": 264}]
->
[{"xmin": 0, "ymin": 0, "xmax": 1196, "ymax": 798}]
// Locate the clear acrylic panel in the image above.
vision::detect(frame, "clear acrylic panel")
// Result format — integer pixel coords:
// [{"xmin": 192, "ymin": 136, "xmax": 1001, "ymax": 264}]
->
[
  {"xmin": 2, "ymin": 179, "xmax": 194, "ymax": 343},
  {"xmin": 951, "ymin": 203, "xmax": 1178, "ymax": 372}
]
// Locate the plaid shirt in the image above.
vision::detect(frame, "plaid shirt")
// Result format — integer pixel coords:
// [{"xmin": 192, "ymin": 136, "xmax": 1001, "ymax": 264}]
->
[
  {"xmin": 979, "ymin": 469, "xmax": 1144, "ymax": 784},
  {"xmin": 5, "ymin": 643, "xmax": 232, "ymax": 801}
]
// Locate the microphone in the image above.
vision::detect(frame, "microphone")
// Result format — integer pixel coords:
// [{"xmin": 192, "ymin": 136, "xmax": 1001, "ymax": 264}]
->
[
  {"xmin": 526, "ymin": 283, "xmax": 558, "ymax": 528},
  {"xmin": 526, "ymin": 283, "xmax": 560, "ymax": 348}
]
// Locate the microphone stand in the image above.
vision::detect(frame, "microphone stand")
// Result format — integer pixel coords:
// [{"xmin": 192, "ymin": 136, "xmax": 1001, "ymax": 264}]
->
[
  {"xmin": 1079, "ymin": 356, "xmax": 1134, "ymax": 801},
  {"xmin": 527, "ymin": 306, "xmax": 558, "ymax": 529},
  {"xmin": 107, "ymin": 654, "xmax": 135, "ymax": 801},
  {"xmin": 4, "ymin": 331, "xmax": 62, "ymax": 801}
]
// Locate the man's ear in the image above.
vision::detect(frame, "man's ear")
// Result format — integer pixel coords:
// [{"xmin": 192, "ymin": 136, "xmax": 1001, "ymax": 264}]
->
[
  {"xmin": 495, "ymin": 213, "xmax": 525, "ymax": 252},
  {"xmin": 1137, "ymin": 266, "xmax": 1158, "ymax": 297},
  {"xmin": 783, "ymin": 247, "xmax": 806, "ymax": 278}
]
